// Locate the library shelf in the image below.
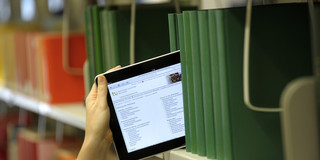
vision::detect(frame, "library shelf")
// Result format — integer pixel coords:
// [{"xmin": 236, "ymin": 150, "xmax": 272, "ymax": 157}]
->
[
  {"xmin": 0, "ymin": 87, "xmax": 212, "ymax": 160},
  {"xmin": 0, "ymin": 87, "xmax": 86, "ymax": 130},
  {"xmin": 170, "ymin": 149, "xmax": 213, "ymax": 160}
]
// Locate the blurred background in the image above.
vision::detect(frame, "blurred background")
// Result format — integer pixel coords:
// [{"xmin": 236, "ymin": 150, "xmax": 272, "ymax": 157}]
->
[{"xmin": 0, "ymin": 0, "xmax": 318, "ymax": 160}]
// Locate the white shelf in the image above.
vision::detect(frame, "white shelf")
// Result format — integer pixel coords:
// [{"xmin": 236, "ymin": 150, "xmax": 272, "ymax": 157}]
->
[
  {"xmin": 0, "ymin": 87, "xmax": 86, "ymax": 130},
  {"xmin": 170, "ymin": 149, "xmax": 213, "ymax": 160},
  {"xmin": 0, "ymin": 87, "xmax": 212, "ymax": 160}
]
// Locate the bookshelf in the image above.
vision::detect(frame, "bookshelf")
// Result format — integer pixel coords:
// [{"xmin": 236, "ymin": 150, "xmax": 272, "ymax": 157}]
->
[
  {"xmin": 1, "ymin": 1, "xmax": 318, "ymax": 160},
  {"xmin": 0, "ymin": 87, "xmax": 86, "ymax": 130},
  {"xmin": 0, "ymin": 87, "xmax": 210, "ymax": 160}
]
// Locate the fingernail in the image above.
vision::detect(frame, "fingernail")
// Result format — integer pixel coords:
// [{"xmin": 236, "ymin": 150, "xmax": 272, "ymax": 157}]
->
[
  {"xmin": 98, "ymin": 76, "xmax": 103, "ymax": 83},
  {"xmin": 98, "ymin": 76, "xmax": 104, "ymax": 84}
]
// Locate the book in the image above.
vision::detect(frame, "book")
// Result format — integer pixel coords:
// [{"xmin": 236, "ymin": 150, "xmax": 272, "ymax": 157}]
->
[
  {"xmin": 26, "ymin": 32, "xmax": 42, "ymax": 99},
  {"xmin": 100, "ymin": 8, "xmax": 113, "ymax": 70},
  {"xmin": 2, "ymin": 32, "xmax": 17, "ymax": 91},
  {"xmin": 168, "ymin": 14, "xmax": 179, "ymax": 52},
  {"xmin": 198, "ymin": 10, "xmax": 216, "ymax": 159},
  {"xmin": 14, "ymin": 32, "xmax": 29, "ymax": 95},
  {"xmin": 108, "ymin": 10, "xmax": 120, "ymax": 68},
  {"xmin": 208, "ymin": 9, "xmax": 224, "ymax": 160},
  {"xmin": 0, "ymin": 26, "xmax": 6, "ymax": 86},
  {"xmin": 92, "ymin": 6, "xmax": 104, "ymax": 75},
  {"xmin": 18, "ymin": 128, "xmax": 59, "ymax": 160},
  {"xmin": 183, "ymin": 11, "xmax": 197, "ymax": 154},
  {"xmin": 176, "ymin": 13, "xmax": 193, "ymax": 153},
  {"xmin": 84, "ymin": 7, "xmax": 96, "ymax": 86},
  {"xmin": 189, "ymin": 10, "xmax": 206, "ymax": 156},
  {"xmin": 168, "ymin": 13, "xmax": 193, "ymax": 153},
  {"xmin": 0, "ymin": 108, "xmax": 20, "ymax": 160},
  {"xmin": 18, "ymin": 129, "xmax": 38, "ymax": 160}
]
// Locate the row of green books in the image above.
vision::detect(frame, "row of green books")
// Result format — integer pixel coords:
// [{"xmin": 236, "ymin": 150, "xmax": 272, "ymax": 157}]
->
[
  {"xmin": 84, "ymin": 5, "xmax": 183, "ymax": 86},
  {"xmin": 169, "ymin": 3, "xmax": 313, "ymax": 160}
]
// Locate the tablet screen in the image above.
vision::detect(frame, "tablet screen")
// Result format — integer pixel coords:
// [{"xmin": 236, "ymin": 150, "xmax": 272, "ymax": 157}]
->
[
  {"xmin": 108, "ymin": 63, "xmax": 184, "ymax": 153},
  {"xmin": 102, "ymin": 51, "xmax": 185, "ymax": 160}
]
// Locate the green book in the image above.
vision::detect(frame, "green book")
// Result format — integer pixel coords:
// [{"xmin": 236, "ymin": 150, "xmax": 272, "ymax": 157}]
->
[
  {"xmin": 215, "ymin": 4, "xmax": 312, "ymax": 160},
  {"xmin": 189, "ymin": 11, "xmax": 206, "ymax": 156},
  {"xmin": 198, "ymin": 10, "xmax": 216, "ymax": 159},
  {"xmin": 92, "ymin": 6, "xmax": 103, "ymax": 74},
  {"xmin": 108, "ymin": 10, "xmax": 119, "ymax": 68},
  {"xmin": 100, "ymin": 8, "xmax": 111, "ymax": 70},
  {"xmin": 168, "ymin": 13, "xmax": 179, "ymax": 52},
  {"xmin": 215, "ymin": 9, "xmax": 232, "ymax": 160},
  {"xmin": 208, "ymin": 9, "xmax": 224, "ymax": 160},
  {"xmin": 84, "ymin": 7, "xmax": 96, "ymax": 85},
  {"xmin": 183, "ymin": 11, "xmax": 197, "ymax": 154},
  {"xmin": 176, "ymin": 13, "xmax": 192, "ymax": 152}
]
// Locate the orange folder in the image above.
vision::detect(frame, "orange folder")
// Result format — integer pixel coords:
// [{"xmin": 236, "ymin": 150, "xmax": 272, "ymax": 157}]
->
[{"xmin": 37, "ymin": 33, "xmax": 87, "ymax": 104}]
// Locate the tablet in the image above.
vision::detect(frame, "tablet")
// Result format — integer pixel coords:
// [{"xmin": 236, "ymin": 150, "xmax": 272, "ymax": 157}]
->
[{"xmin": 100, "ymin": 50, "xmax": 185, "ymax": 160}]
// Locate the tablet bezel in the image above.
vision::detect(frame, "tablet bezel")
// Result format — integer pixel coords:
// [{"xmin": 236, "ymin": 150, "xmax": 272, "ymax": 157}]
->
[{"xmin": 101, "ymin": 50, "xmax": 185, "ymax": 160}]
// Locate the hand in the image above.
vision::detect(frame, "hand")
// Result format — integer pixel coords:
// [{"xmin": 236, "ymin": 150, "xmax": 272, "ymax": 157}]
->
[{"xmin": 78, "ymin": 66, "xmax": 121, "ymax": 160}]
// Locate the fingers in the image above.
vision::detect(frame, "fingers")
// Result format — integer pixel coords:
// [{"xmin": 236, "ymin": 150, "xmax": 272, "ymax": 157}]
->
[
  {"xmin": 94, "ymin": 65, "xmax": 121, "ymax": 107},
  {"xmin": 86, "ymin": 83, "xmax": 97, "ymax": 107},
  {"xmin": 97, "ymin": 75, "xmax": 108, "ymax": 106}
]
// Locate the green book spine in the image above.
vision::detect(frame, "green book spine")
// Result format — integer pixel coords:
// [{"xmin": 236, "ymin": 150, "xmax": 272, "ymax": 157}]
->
[
  {"xmin": 198, "ymin": 10, "xmax": 216, "ymax": 159},
  {"xmin": 215, "ymin": 9, "xmax": 233, "ymax": 160},
  {"xmin": 100, "ymin": 9, "xmax": 110, "ymax": 70},
  {"xmin": 189, "ymin": 11, "xmax": 206, "ymax": 156},
  {"xmin": 208, "ymin": 9, "xmax": 224, "ymax": 160},
  {"xmin": 183, "ymin": 11, "xmax": 197, "ymax": 154},
  {"xmin": 109, "ymin": 11, "xmax": 119, "ymax": 67},
  {"xmin": 92, "ymin": 6, "xmax": 103, "ymax": 74},
  {"xmin": 176, "ymin": 13, "xmax": 191, "ymax": 152},
  {"xmin": 168, "ymin": 14, "xmax": 179, "ymax": 52},
  {"xmin": 84, "ymin": 7, "xmax": 95, "ymax": 85}
]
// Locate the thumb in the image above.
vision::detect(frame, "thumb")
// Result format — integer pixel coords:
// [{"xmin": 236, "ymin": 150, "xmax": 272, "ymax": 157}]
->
[{"xmin": 97, "ymin": 75, "xmax": 108, "ymax": 105}]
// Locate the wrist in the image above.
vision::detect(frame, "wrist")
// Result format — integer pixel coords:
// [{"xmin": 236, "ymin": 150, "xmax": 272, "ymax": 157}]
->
[{"xmin": 78, "ymin": 136, "xmax": 112, "ymax": 160}]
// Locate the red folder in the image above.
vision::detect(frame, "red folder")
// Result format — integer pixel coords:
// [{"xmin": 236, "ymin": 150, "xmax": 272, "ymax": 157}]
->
[{"xmin": 38, "ymin": 33, "xmax": 87, "ymax": 104}]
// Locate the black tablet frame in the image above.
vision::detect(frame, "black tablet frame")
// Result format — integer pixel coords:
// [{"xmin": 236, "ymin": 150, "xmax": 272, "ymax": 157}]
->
[{"xmin": 101, "ymin": 50, "xmax": 185, "ymax": 160}]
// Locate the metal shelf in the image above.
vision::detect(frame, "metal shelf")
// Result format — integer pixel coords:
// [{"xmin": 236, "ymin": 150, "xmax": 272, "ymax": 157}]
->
[{"xmin": 0, "ymin": 87, "xmax": 86, "ymax": 130}]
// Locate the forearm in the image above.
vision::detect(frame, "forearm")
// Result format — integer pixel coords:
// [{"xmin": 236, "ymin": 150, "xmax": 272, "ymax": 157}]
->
[{"xmin": 78, "ymin": 136, "xmax": 112, "ymax": 160}]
